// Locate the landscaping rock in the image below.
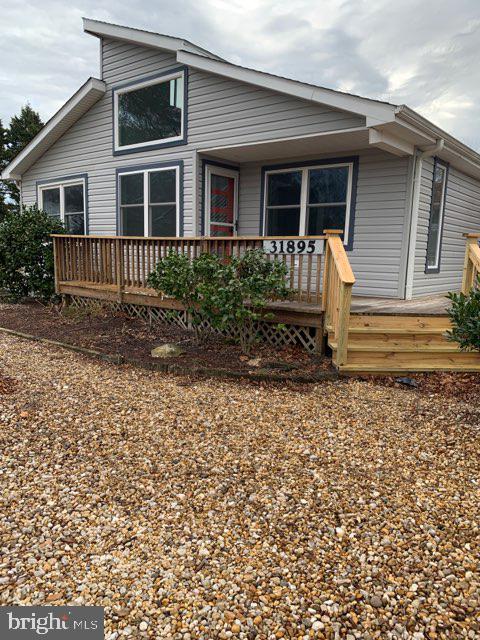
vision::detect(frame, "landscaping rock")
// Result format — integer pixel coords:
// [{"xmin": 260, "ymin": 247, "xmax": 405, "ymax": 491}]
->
[
  {"xmin": 150, "ymin": 343, "xmax": 185, "ymax": 358},
  {"xmin": 0, "ymin": 331, "xmax": 478, "ymax": 639}
]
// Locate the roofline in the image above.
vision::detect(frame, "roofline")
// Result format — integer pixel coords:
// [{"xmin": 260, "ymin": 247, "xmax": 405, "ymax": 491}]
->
[
  {"xmin": 1, "ymin": 77, "xmax": 106, "ymax": 180},
  {"xmin": 395, "ymin": 105, "xmax": 480, "ymax": 168},
  {"xmin": 176, "ymin": 50, "xmax": 398, "ymax": 124},
  {"xmin": 83, "ymin": 18, "xmax": 226, "ymax": 62}
]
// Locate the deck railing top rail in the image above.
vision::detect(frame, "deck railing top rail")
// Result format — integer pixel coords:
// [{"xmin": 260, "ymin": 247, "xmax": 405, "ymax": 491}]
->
[
  {"xmin": 51, "ymin": 234, "xmax": 327, "ymax": 241},
  {"xmin": 52, "ymin": 233, "xmax": 329, "ymax": 305}
]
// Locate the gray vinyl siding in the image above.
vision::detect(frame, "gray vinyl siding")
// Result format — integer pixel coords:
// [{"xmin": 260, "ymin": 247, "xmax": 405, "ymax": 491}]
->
[
  {"xmin": 238, "ymin": 149, "xmax": 410, "ymax": 298},
  {"xmin": 412, "ymin": 158, "xmax": 480, "ymax": 296},
  {"xmin": 22, "ymin": 37, "xmax": 365, "ymax": 237}
]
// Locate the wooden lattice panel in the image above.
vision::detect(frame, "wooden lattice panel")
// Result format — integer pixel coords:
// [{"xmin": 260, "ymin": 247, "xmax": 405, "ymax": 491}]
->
[{"xmin": 68, "ymin": 295, "xmax": 318, "ymax": 352}]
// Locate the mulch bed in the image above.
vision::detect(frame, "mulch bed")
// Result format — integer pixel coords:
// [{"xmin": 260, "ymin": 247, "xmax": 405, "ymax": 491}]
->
[
  {"xmin": 0, "ymin": 300, "xmax": 332, "ymax": 379},
  {"xmin": 370, "ymin": 371, "xmax": 480, "ymax": 403}
]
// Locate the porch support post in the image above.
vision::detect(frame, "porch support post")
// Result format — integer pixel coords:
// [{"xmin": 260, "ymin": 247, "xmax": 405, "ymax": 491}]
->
[
  {"xmin": 115, "ymin": 238, "xmax": 124, "ymax": 303},
  {"xmin": 52, "ymin": 236, "xmax": 60, "ymax": 295},
  {"xmin": 462, "ymin": 233, "xmax": 479, "ymax": 294}
]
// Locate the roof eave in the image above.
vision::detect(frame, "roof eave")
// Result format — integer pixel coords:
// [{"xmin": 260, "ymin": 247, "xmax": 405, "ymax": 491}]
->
[
  {"xmin": 1, "ymin": 77, "xmax": 106, "ymax": 180},
  {"xmin": 83, "ymin": 18, "xmax": 226, "ymax": 61},
  {"xmin": 392, "ymin": 106, "xmax": 480, "ymax": 178},
  {"xmin": 176, "ymin": 50, "xmax": 398, "ymax": 124}
]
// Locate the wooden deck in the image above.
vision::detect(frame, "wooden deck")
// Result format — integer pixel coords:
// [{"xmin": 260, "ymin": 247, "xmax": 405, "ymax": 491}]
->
[
  {"xmin": 350, "ymin": 293, "xmax": 451, "ymax": 316},
  {"xmin": 52, "ymin": 232, "xmax": 480, "ymax": 373}
]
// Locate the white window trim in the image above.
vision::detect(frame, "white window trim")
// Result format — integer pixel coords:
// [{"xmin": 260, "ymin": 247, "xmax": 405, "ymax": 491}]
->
[
  {"xmin": 119, "ymin": 165, "xmax": 180, "ymax": 237},
  {"xmin": 426, "ymin": 163, "xmax": 447, "ymax": 271},
  {"xmin": 113, "ymin": 70, "xmax": 185, "ymax": 153},
  {"xmin": 263, "ymin": 162, "xmax": 353, "ymax": 244},
  {"xmin": 204, "ymin": 164, "xmax": 239, "ymax": 236},
  {"xmin": 38, "ymin": 178, "xmax": 86, "ymax": 229}
]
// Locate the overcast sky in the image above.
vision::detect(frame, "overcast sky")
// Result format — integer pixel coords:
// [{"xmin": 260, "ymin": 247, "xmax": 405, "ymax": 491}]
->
[{"xmin": 1, "ymin": 0, "xmax": 480, "ymax": 149}]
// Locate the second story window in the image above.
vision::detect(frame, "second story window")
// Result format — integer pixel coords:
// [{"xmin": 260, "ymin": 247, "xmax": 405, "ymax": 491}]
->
[{"xmin": 114, "ymin": 69, "xmax": 186, "ymax": 154}]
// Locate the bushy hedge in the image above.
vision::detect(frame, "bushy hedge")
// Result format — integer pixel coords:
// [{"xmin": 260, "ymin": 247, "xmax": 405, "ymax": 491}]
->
[
  {"xmin": 148, "ymin": 249, "xmax": 289, "ymax": 352},
  {"xmin": 0, "ymin": 205, "xmax": 64, "ymax": 301},
  {"xmin": 446, "ymin": 278, "xmax": 480, "ymax": 352}
]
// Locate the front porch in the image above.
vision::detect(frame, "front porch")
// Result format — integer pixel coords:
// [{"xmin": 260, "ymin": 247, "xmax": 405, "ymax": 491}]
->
[{"xmin": 51, "ymin": 232, "xmax": 480, "ymax": 372}]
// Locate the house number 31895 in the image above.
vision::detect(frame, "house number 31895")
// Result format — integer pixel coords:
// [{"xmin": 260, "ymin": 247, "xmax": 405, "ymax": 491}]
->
[{"xmin": 262, "ymin": 239, "xmax": 324, "ymax": 255}]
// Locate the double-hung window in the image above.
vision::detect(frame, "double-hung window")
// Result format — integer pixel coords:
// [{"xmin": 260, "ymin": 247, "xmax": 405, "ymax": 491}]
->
[
  {"xmin": 114, "ymin": 69, "xmax": 186, "ymax": 153},
  {"xmin": 425, "ymin": 159, "xmax": 448, "ymax": 273},
  {"xmin": 119, "ymin": 165, "xmax": 180, "ymax": 236},
  {"xmin": 264, "ymin": 160, "xmax": 355, "ymax": 245},
  {"xmin": 39, "ymin": 178, "xmax": 87, "ymax": 234}
]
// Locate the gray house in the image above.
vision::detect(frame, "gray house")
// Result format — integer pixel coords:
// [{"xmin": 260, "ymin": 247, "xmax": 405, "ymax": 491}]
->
[{"xmin": 2, "ymin": 18, "xmax": 480, "ymax": 302}]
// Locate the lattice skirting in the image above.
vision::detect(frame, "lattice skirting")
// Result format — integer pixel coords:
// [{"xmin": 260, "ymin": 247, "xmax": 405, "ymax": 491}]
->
[{"xmin": 68, "ymin": 295, "xmax": 319, "ymax": 352}]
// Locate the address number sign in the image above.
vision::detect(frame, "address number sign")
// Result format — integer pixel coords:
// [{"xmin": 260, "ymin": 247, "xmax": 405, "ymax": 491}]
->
[{"xmin": 263, "ymin": 238, "xmax": 324, "ymax": 255}]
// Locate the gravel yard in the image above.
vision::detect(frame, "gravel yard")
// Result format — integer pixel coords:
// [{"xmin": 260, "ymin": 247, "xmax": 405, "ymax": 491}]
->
[{"xmin": 0, "ymin": 333, "xmax": 479, "ymax": 640}]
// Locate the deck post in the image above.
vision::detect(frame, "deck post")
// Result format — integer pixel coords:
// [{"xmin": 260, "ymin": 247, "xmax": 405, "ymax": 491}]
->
[
  {"xmin": 52, "ymin": 236, "xmax": 60, "ymax": 294},
  {"xmin": 115, "ymin": 238, "xmax": 124, "ymax": 303},
  {"xmin": 462, "ymin": 234, "xmax": 479, "ymax": 294},
  {"xmin": 336, "ymin": 281, "xmax": 353, "ymax": 366}
]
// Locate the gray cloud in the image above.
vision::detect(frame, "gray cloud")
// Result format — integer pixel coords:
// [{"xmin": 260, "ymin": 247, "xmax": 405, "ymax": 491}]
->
[{"xmin": 1, "ymin": 0, "xmax": 480, "ymax": 150}]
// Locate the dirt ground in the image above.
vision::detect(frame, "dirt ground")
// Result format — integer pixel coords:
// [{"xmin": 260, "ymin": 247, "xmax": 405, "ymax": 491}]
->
[
  {"xmin": 0, "ymin": 301, "xmax": 331, "ymax": 378},
  {"xmin": 0, "ymin": 331, "xmax": 478, "ymax": 639}
]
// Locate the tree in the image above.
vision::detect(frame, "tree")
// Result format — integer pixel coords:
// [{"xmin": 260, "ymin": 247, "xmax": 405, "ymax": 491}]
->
[
  {"xmin": 0, "ymin": 104, "xmax": 44, "ymax": 213},
  {"xmin": 0, "ymin": 119, "xmax": 9, "ymax": 222}
]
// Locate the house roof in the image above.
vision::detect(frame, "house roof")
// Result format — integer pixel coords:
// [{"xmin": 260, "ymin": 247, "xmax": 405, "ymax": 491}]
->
[
  {"xmin": 2, "ymin": 77, "xmax": 106, "ymax": 180},
  {"xmin": 83, "ymin": 18, "xmax": 226, "ymax": 62},
  {"xmin": 3, "ymin": 18, "xmax": 480, "ymax": 181}
]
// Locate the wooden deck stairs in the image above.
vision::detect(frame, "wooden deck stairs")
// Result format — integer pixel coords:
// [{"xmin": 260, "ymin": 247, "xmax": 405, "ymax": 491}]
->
[
  {"xmin": 323, "ymin": 231, "xmax": 480, "ymax": 374},
  {"xmin": 328, "ymin": 314, "xmax": 480, "ymax": 373}
]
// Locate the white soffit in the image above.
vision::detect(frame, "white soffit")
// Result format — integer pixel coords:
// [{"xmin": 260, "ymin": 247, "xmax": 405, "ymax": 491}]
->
[
  {"xmin": 199, "ymin": 128, "xmax": 371, "ymax": 163},
  {"xmin": 1, "ymin": 78, "xmax": 106, "ymax": 180}
]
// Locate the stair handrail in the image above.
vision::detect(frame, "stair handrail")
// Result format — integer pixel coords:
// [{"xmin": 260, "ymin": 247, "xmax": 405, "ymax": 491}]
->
[
  {"xmin": 322, "ymin": 229, "xmax": 355, "ymax": 366},
  {"xmin": 462, "ymin": 233, "xmax": 480, "ymax": 294}
]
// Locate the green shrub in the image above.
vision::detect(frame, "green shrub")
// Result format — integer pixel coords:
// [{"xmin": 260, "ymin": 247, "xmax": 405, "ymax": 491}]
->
[
  {"xmin": 147, "ymin": 249, "xmax": 289, "ymax": 352},
  {"xmin": 446, "ymin": 277, "xmax": 480, "ymax": 352},
  {"xmin": 147, "ymin": 251, "xmax": 222, "ymax": 343},
  {"xmin": 0, "ymin": 205, "xmax": 64, "ymax": 301}
]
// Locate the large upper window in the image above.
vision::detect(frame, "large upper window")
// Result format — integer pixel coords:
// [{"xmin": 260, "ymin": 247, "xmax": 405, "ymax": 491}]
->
[
  {"xmin": 264, "ymin": 161, "xmax": 355, "ymax": 245},
  {"xmin": 114, "ymin": 70, "xmax": 185, "ymax": 153},
  {"xmin": 39, "ymin": 178, "xmax": 86, "ymax": 234},
  {"xmin": 425, "ymin": 160, "xmax": 448, "ymax": 272},
  {"xmin": 119, "ymin": 165, "xmax": 180, "ymax": 236}
]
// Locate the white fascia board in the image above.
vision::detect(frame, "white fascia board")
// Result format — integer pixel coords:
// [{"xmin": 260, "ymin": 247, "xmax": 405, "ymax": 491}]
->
[
  {"xmin": 83, "ymin": 18, "xmax": 225, "ymax": 61},
  {"xmin": 1, "ymin": 77, "xmax": 106, "ymax": 180},
  {"xmin": 392, "ymin": 107, "xmax": 480, "ymax": 179},
  {"xmin": 368, "ymin": 129, "xmax": 414, "ymax": 156},
  {"xmin": 177, "ymin": 50, "xmax": 397, "ymax": 123}
]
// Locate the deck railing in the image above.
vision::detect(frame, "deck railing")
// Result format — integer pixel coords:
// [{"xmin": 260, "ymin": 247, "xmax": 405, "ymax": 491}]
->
[
  {"xmin": 462, "ymin": 233, "xmax": 480, "ymax": 293},
  {"xmin": 51, "ymin": 234, "xmax": 327, "ymax": 304},
  {"xmin": 321, "ymin": 230, "xmax": 356, "ymax": 366}
]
